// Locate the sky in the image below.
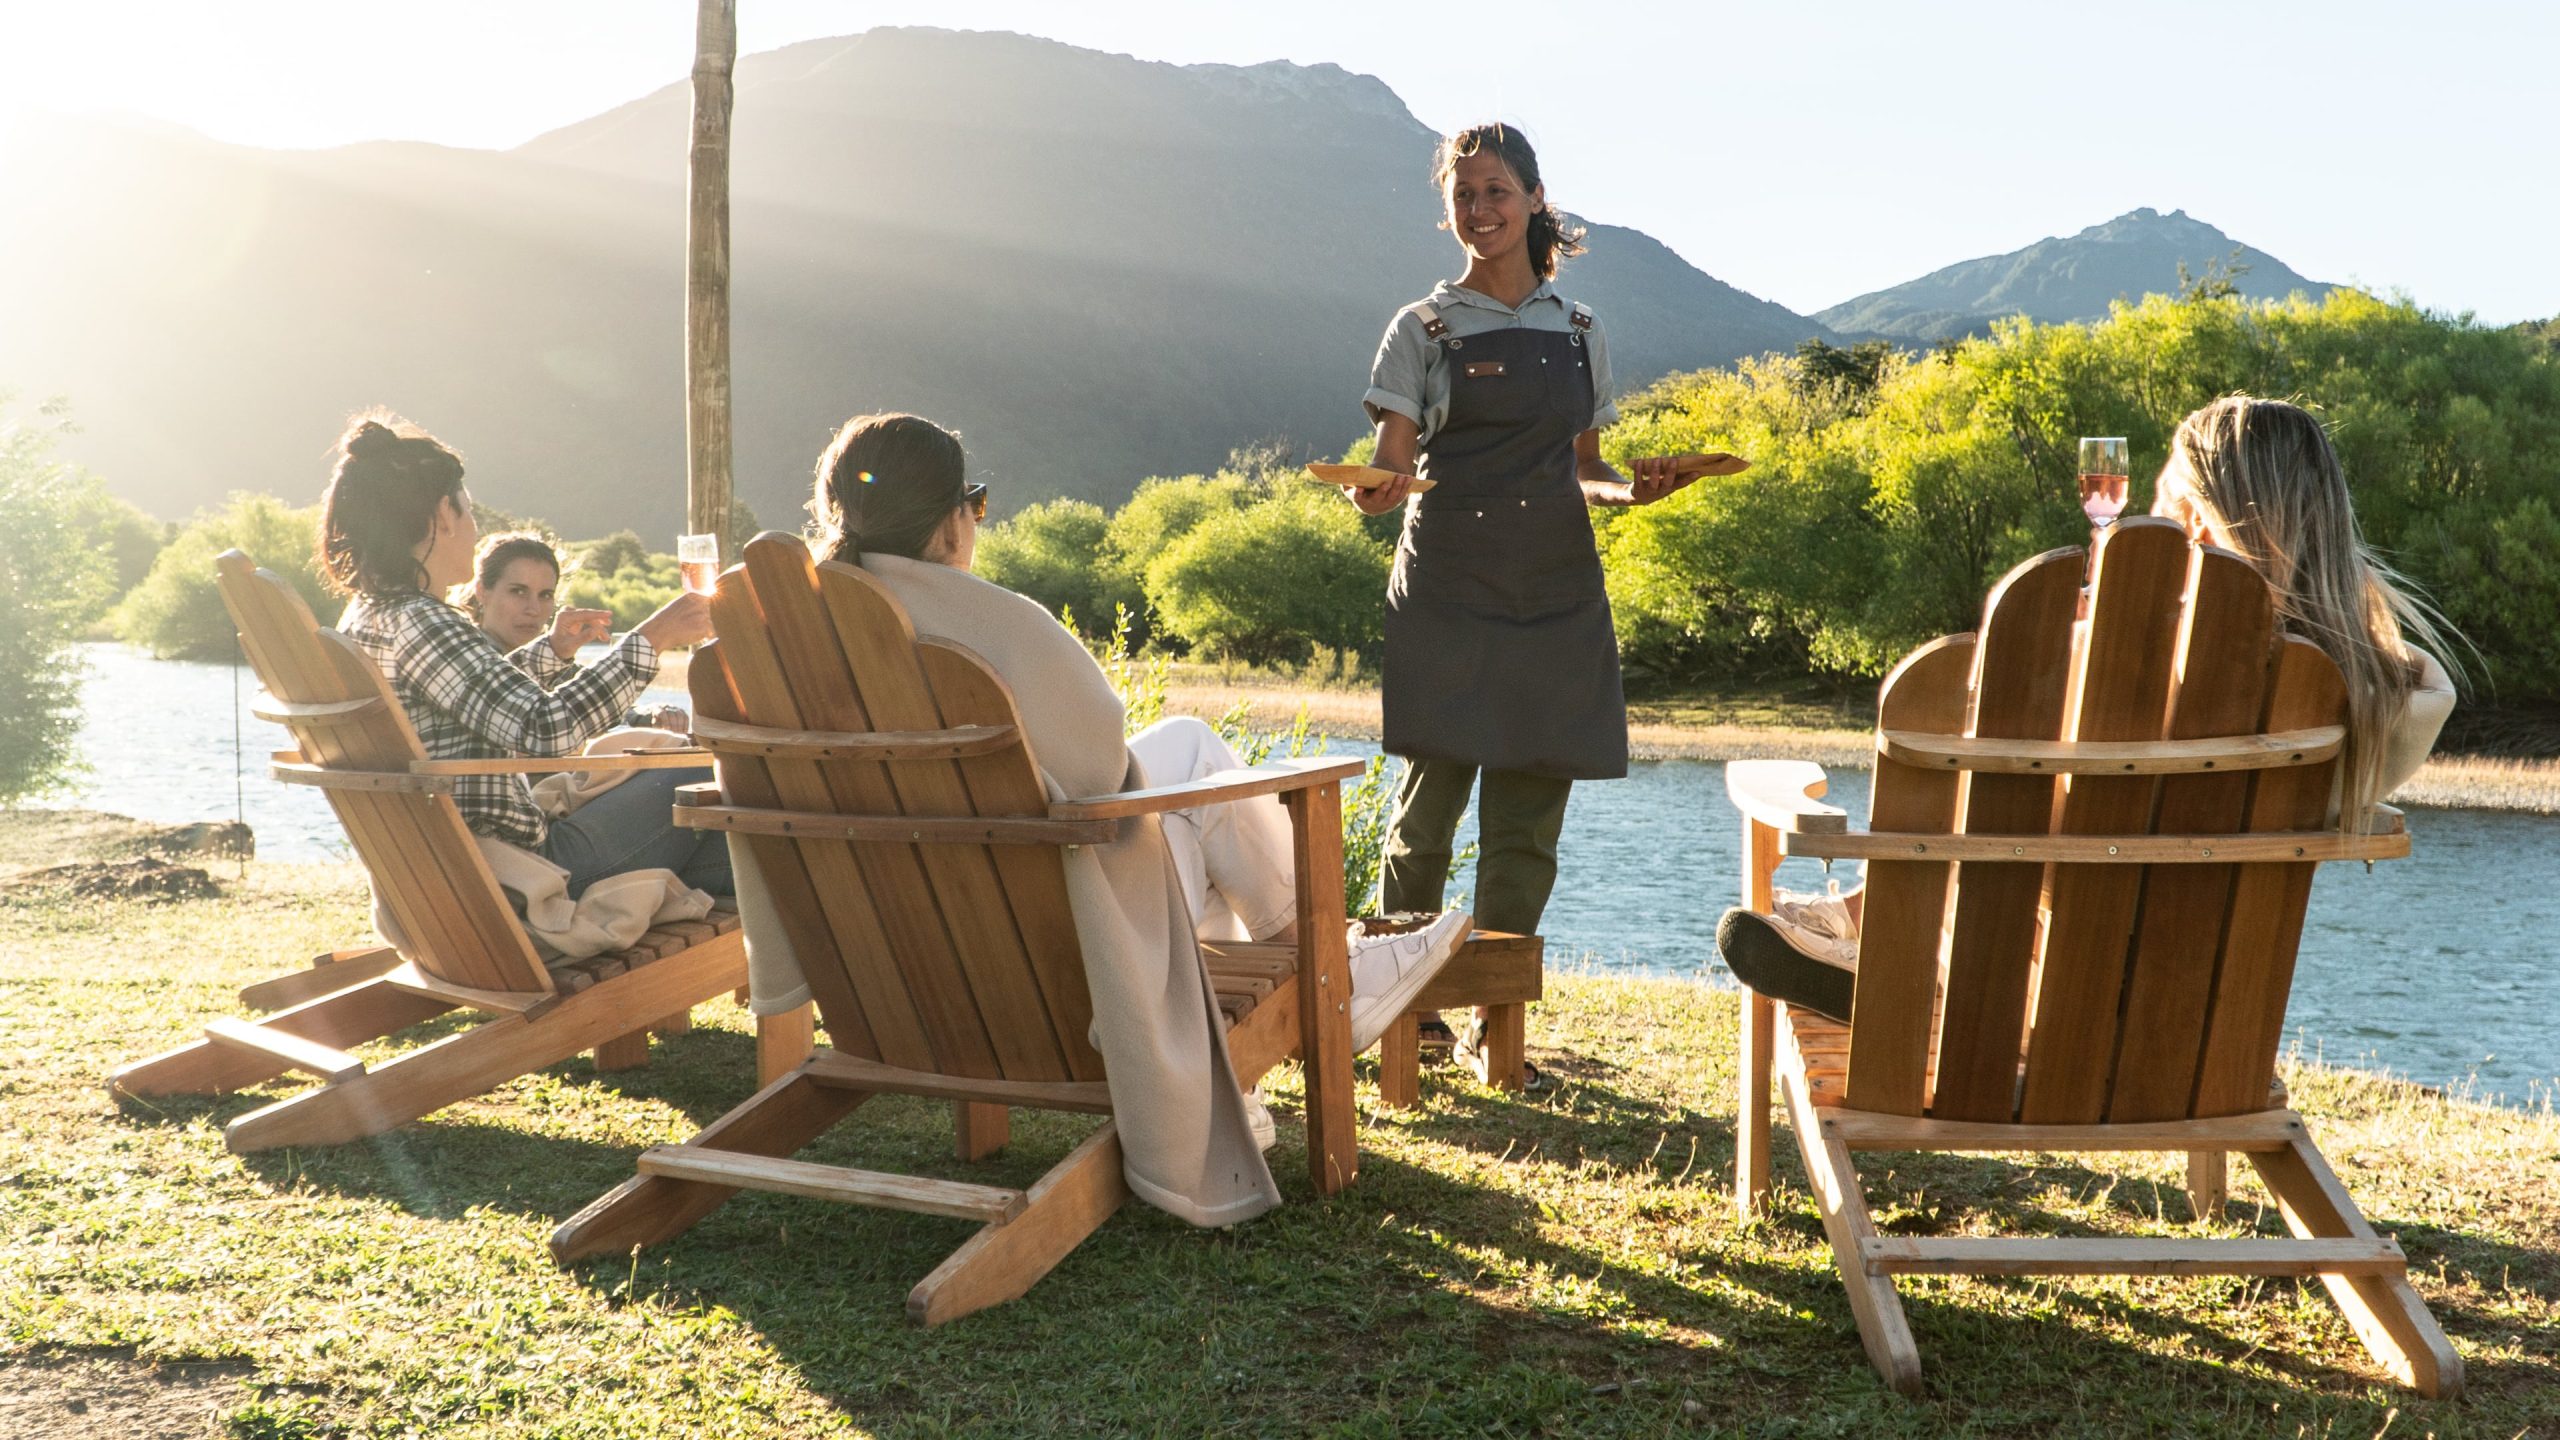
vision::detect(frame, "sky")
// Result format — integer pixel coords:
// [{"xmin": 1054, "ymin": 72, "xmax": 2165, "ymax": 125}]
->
[{"xmin": 5, "ymin": 0, "xmax": 2553, "ymax": 323}]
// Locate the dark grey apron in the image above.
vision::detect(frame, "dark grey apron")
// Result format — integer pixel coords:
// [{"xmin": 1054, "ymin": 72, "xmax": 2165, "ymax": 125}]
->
[{"xmin": 1381, "ymin": 316, "xmax": 1629, "ymax": 780}]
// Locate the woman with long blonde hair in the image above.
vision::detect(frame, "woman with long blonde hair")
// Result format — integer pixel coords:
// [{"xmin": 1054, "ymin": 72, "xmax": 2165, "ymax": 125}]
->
[
  {"xmin": 1718, "ymin": 395, "xmax": 2462, "ymax": 1020},
  {"xmin": 2149, "ymin": 394, "xmax": 2460, "ymax": 828}
]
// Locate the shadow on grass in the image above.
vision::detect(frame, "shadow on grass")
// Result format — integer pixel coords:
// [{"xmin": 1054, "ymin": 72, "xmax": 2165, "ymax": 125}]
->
[{"xmin": 108, "ymin": 1016, "xmax": 2559, "ymax": 1426}]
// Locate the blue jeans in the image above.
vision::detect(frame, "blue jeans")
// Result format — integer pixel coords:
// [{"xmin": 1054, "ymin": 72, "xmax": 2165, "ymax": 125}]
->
[{"xmin": 539, "ymin": 767, "xmax": 734, "ymax": 899}]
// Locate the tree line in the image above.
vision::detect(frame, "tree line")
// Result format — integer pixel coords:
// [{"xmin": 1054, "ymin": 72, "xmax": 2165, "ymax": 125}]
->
[{"xmin": 6, "ymin": 286, "xmax": 2555, "ymax": 803}]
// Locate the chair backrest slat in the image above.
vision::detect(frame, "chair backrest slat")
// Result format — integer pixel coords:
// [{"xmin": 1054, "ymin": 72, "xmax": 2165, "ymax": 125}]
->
[
  {"xmin": 2101, "ymin": 549, "xmax": 2278, "ymax": 1121},
  {"xmin": 2016, "ymin": 524, "xmax": 2191, "ymax": 1123},
  {"xmin": 1927, "ymin": 549, "xmax": 2078, "ymax": 1120},
  {"xmin": 215, "ymin": 551, "xmax": 548, "ymax": 994},
  {"xmin": 1841, "ymin": 521, "xmax": 2354, "ymax": 1124},
  {"xmin": 916, "ymin": 640, "xmax": 1105, "ymax": 1080},
  {"xmin": 1842, "ymin": 636, "xmax": 1970, "ymax": 1115},
  {"xmin": 2190, "ymin": 637, "xmax": 2346, "ymax": 1115},
  {"xmin": 703, "ymin": 536, "xmax": 1100, "ymax": 1084}
]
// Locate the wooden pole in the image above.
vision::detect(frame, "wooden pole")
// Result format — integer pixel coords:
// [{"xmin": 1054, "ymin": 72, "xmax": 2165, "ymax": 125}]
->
[{"xmin": 685, "ymin": 0, "xmax": 737, "ymax": 557}]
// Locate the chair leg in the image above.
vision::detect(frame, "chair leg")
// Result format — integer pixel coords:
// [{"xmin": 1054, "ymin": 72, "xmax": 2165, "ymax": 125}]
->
[
  {"xmin": 2186, "ymin": 1150, "xmax": 2229, "ymax": 1222},
  {"xmin": 111, "ymin": 982, "xmax": 453, "ymax": 1101},
  {"xmin": 1783, "ymin": 1066, "xmax": 1923, "ymax": 1396},
  {"xmin": 1282, "ymin": 783, "xmax": 1358, "ymax": 1196},
  {"xmin": 907, "ymin": 1122, "xmax": 1131, "ymax": 1327},
  {"xmin": 652, "ymin": 1009, "xmax": 693, "ymax": 1038},
  {"xmin": 1736, "ymin": 991, "xmax": 1775, "ymax": 1218},
  {"xmin": 955, "ymin": 1101, "xmax": 1009, "ymax": 1161},
  {"xmin": 223, "ymin": 945, "xmax": 747, "ymax": 1153},
  {"xmin": 755, "ymin": 1002, "xmax": 815, "ymax": 1087},
  {"xmin": 592, "ymin": 1030, "xmax": 652, "ymax": 1071},
  {"xmin": 551, "ymin": 1065, "xmax": 872, "ymax": 1262},
  {"xmin": 2247, "ymin": 1126, "xmax": 2464, "ymax": 1398},
  {"xmin": 1462, "ymin": 1003, "xmax": 1526, "ymax": 1091},
  {"xmin": 1376, "ymin": 1013, "xmax": 1421, "ymax": 1110}
]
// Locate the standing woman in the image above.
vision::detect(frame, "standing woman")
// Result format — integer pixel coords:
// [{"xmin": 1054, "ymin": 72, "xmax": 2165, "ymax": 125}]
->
[{"xmin": 1350, "ymin": 123, "xmax": 1740, "ymax": 999}]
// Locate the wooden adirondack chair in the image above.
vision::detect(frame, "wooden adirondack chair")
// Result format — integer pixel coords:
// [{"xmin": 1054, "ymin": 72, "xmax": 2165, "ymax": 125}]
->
[
  {"xmin": 550, "ymin": 535, "xmax": 1370, "ymax": 1325},
  {"xmin": 110, "ymin": 551, "xmax": 756, "ymax": 1153},
  {"xmin": 1724, "ymin": 519, "xmax": 2461, "ymax": 1398}
]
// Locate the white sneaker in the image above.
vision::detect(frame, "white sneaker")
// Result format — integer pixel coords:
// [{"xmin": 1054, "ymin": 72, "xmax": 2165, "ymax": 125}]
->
[{"xmin": 1345, "ymin": 910, "xmax": 1473, "ymax": 1052}]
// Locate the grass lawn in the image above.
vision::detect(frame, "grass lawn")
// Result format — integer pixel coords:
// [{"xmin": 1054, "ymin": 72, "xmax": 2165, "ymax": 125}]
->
[{"xmin": 2, "ymin": 832, "xmax": 2555, "ymax": 1437}]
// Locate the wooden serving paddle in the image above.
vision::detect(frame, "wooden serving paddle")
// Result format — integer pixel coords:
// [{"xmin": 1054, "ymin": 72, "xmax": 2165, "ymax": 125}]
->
[{"xmin": 1306, "ymin": 463, "xmax": 1437, "ymax": 493}]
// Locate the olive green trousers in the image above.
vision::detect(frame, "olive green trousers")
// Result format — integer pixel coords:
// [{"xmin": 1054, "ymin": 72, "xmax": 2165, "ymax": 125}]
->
[{"xmin": 1378, "ymin": 758, "xmax": 1573, "ymax": 937}]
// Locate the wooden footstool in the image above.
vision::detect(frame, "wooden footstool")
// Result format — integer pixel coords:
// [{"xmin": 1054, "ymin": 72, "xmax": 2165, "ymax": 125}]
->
[{"xmin": 1370, "ymin": 927, "xmax": 1543, "ymax": 1107}]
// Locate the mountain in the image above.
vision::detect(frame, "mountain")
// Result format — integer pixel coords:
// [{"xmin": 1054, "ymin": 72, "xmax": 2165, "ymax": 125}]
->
[
  {"xmin": 1815, "ymin": 208, "xmax": 2337, "ymax": 341},
  {"xmin": 0, "ymin": 28, "xmax": 1837, "ymax": 533}
]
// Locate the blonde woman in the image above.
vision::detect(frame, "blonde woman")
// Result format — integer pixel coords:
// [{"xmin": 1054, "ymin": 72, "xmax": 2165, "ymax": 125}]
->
[
  {"xmin": 2147, "ymin": 395, "xmax": 2459, "ymax": 824},
  {"xmin": 1719, "ymin": 394, "xmax": 2462, "ymax": 1021}
]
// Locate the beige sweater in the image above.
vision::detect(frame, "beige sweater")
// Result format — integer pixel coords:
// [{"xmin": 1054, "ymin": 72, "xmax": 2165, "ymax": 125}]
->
[{"xmin": 733, "ymin": 553, "xmax": 1280, "ymax": 1227}]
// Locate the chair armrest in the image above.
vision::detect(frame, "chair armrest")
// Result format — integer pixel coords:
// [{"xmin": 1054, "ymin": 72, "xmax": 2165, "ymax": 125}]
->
[
  {"xmin": 1050, "ymin": 756, "xmax": 1367, "ymax": 821},
  {"xmin": 409, "ymin": 749, "xmax": 711, "ymax": 777},
  {"xmin": 1725, "ymin": 759, "xmax": 1848, "ymax": 834}
]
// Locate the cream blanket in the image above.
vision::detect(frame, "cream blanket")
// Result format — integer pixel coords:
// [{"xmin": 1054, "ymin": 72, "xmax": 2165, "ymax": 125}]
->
[
  {"xmin": 732, "ymin": 553, "xmax": 1280, "ymax": 1228},
  {"xmin": 372, "ymin": 728, "xmax": 714, "ymax": 963}
]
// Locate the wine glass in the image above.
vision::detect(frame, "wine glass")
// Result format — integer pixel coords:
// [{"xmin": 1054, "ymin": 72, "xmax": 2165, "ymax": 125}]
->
[
  {"xmin": 2078, "ymin": 437, "xmax": 2130, "ymax": 535},
  {"xmin": 676, "ymin": 533, "xmax": 720, "ymax": 595}
]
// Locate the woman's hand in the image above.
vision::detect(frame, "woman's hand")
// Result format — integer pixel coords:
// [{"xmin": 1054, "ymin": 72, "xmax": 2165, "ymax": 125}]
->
[
  {"xmin": 650, "ymin": 704, "xmax": 690, "ymax": 734},
  {"xmin": 1622, "ymin": 452, "xmax": 1752, "ymax": 506},
  {"xmin": 633, "ymin": 589, "xmax": 713, "ymax": 652},
  {"xmin": 1625, "ymin": 454, "xmax": 1687, "ymax": 506},
  {"xmin": 1346, "ymin": 472, "xmax": 1417, "ymax": 516},
  {"xmin": 546, "ymin": 607, "xmax": 614, "ymax": 659}
]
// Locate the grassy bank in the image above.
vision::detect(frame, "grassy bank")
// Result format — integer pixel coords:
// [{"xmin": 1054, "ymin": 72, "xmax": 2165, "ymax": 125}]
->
[{"xmin": 3, "ymin": 827, "xmax": 2556, "ymax": 1437}]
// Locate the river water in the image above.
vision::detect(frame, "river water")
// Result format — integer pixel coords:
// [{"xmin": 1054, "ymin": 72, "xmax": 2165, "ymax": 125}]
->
[{"xmin": 51, "ymin": 644, "xmax": 2558, "ymax": 1102}]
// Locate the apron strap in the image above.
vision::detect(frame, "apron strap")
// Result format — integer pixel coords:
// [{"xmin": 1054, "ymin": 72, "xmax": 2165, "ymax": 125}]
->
[
  {"xmin": 1569, "ymin": 301, "xmax": 1596, "ymax": 332},
  {"xmin": 1407, "ymin": 300, "xmax": 1452, "ymax": 343}
]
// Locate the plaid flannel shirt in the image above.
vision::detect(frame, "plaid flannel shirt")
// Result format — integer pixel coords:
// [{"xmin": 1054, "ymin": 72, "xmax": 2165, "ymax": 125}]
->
[{"xmin": 337, "ymin": 591, "xmax": 656, "ymax": 848}]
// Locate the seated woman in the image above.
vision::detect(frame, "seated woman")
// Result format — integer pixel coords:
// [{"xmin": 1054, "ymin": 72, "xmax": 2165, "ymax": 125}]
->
[
  {"xmin": 732, "ymin": 412, "xmax": 1469, "ymax": 1226},
  {"xmin": 465, "ymin": 531, "xmax": 574, "ymax": 652},
  {"xmin": 1719, "ymin": 395, "xmax": 2463, "ymax": 1021},
  {"xmin": 318, "ymin": 413, "xmax": 731, "ymax": 900},
  {"xmin": 467, "ymin": 531, "xmax": 687, "ymax": 730}
]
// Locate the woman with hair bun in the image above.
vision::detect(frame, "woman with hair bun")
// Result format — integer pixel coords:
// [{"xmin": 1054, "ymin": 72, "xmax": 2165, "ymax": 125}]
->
[
  {"xmin": 317, "ymin": 412, "xmax": 728, "ymax": 897},
  {"xmin": 1351, "ymin": 123, "xmax": 1744, "ymax": 1057}
]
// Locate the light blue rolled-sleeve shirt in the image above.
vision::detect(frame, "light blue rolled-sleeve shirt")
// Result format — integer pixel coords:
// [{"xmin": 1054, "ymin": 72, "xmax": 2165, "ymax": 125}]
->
[{"xmin": 1362, "ymin": 279, "xmax": 1618, "ymax": 447}]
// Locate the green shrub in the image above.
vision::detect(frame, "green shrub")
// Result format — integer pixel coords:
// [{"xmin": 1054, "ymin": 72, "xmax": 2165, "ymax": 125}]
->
[
  {"xmin": 1098, "ymin": 473, "xmax": 1254, "ymax": 649},
  {"xmin": 66, "ymin": 488, "xmax": 166, "ymax": 621},
  {"xmin": 1143, "ymin": 488, "xmax": 1388, "ymax": 667},
  {"xmin": 1601, "ymin": 289, "xmax": 2560, "ymax": 700},
  {"xmin": 110, "ymin": 491, "xmax": 334, "ymax": 660},
  {"xmin": 977, "ymin": 498, "xmax": 1134, "ymax": 628},
  {"xmin": 0, "ymin": 405, "xmax": 114, "ymax": 802},
  {"xmin": 558, "ymin": 530, "xmax": 680, "ymax": 631}
]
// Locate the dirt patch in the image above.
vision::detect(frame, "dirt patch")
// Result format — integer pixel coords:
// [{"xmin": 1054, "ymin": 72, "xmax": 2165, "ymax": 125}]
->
[
  {"xmin": 4, "ymin": 857, "xmax": 222, "ymax": 901},
  {"xmin": 0, "ymin": 810, "xmax": 253, "ymax": 878},
  {"xmin": 0, "ymin": 1351, "xmax": 255, "ymax": 1439}
]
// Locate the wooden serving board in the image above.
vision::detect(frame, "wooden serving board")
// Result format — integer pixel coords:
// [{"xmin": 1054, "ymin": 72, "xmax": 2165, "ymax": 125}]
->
[{"xmin": 1305, "ymin": 463, "xmax": 1436, "ymax": 493}]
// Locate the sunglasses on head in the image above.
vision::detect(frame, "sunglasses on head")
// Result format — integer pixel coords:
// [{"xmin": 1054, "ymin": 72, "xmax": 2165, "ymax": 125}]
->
[{"xmin": 961, "ymin": 483, "xmax": 989, "ymax": 523}]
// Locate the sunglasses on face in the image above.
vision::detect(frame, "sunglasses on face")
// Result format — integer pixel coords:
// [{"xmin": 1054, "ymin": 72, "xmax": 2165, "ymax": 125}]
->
[{"xmin": 962, "ymin": 483, "xmax": 989, "ymax": 523}]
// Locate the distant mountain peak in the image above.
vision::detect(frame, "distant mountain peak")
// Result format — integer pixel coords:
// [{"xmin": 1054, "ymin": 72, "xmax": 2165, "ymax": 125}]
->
[{"xmin": 1815, "ymin": 208, "xmax": 2337, "ymax": 343}]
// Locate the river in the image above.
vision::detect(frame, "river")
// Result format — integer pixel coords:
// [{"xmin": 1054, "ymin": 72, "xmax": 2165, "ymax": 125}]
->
[{"xmin": 49, "ymin": 644, "xmax": 2557, "ymax": 1103}]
